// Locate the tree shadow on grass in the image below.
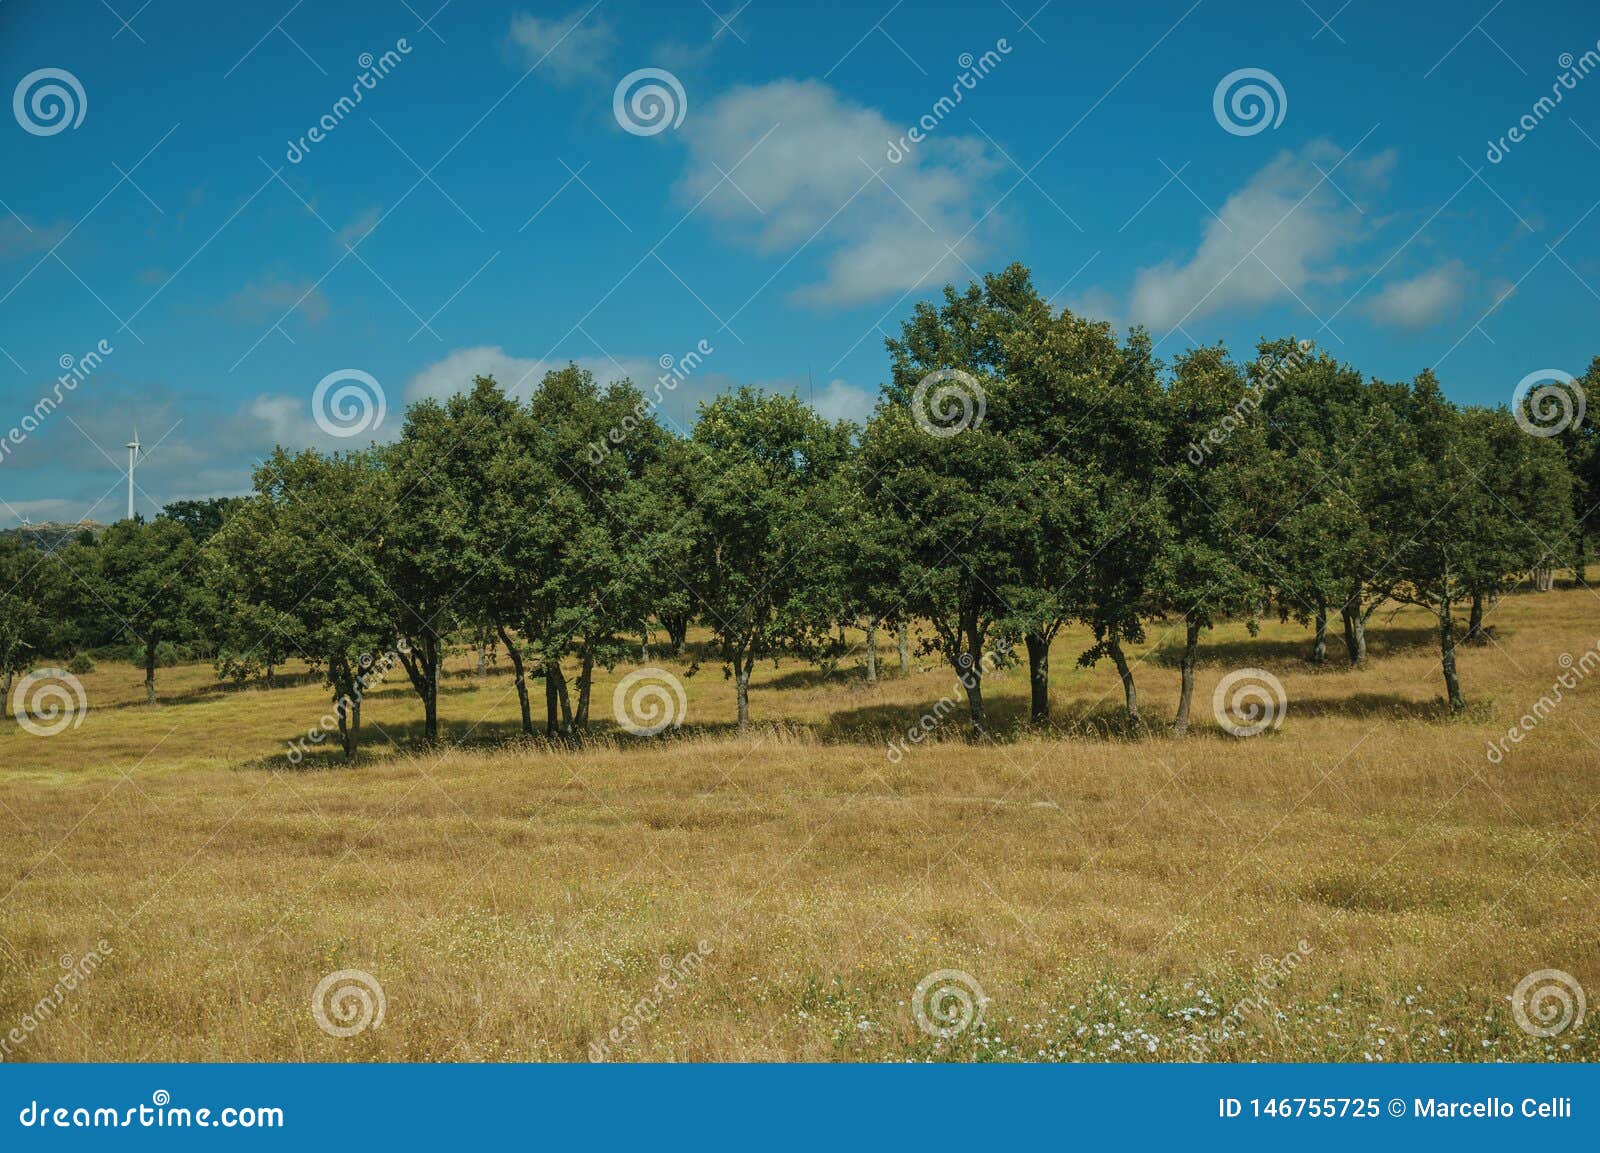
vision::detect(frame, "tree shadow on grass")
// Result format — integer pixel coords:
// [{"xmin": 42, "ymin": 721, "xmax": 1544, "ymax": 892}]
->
[
  {"xmin": 1145, "ymin": 625, "xmax": 1442, "ymax": 670},
  {"xmin": 1285, "ymin": 692, "xmax": 1451, "ymax": 722}
]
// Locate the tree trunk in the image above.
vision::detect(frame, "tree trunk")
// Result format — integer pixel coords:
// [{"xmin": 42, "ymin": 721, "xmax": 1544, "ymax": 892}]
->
[
  {"xmin": 1107, "ymin": 638, "xmax": 1139, "ymax": 724},
  {"xmin": 1342, "ymin": 597, "xmax": 1367, "ymax": 667},
  {"xmin": 338, "ymin": 694, "xmax": 361, "ymax": 763},
  {"xmin": 1576, "ymin": 531, "xmax": 1588, "ymax": 588},
  {"xmin": 2, "ymin": 669, "xmax": 13, "ymax": 716},
  {"xmin": 1439, "ymin": 602, "xmax": 1465, "ymax": 713},
  {"xmin": 144, "ymin": 640, "xmax": 157, "ymax": 707},
  {"xmin": 476, "ymin": 632, "xmax": 488, "ymax": 677},
  {"xmin": 959, "ymin": 653, "xmax": 985, "ymax": 731},
  {"xmin": 1173, "ymin": 616, "xmax": 1202, "ymax": 735},
  {"xmin": 422, "ymin": 639, "xmax": 439, "ymax": 744},
  {"xmin": 664, "ymin": 614, "xmax": 688, "ymax": 655},
  {"xmin": 575, "ymin": 645, "xmax": 594, "ymax": 729},
  {"xmin": 498, "ymin": 626, "xmax": 533, "ymax": 736},
  {"xmin": 1465, "ymin": 592, "xmax": 1486, "ymax": 644},
  {"xmin": 1310, "ymin": 600, "xmax": 1327, "ymax": 664},
  {"xmin": 734, "ymin": 657, "xmax": 751, "ymax": 730},
  {"xmin": 865, "ymin": 621, "xmax": 878, "ymax": 684},
  {"xmin": 544, "ymin": 661, "xmax": 572, "ymax": 738},
  {"xmin": 897, "ymin": 621, "xmax": 909, "ymax": 675},
  {"xmin": 1025, "ymin": 632, "xmax": 1050, "ymax": 723},
  {"xmin": 265, "ymin": 663, "xmax": 275, "ymax": 689}
]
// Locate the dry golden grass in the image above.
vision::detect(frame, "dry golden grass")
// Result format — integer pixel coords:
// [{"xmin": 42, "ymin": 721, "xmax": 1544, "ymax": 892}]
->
[{"xmin": 1, "ymin": 589, "xmax": 1598, "ymax": 1062}]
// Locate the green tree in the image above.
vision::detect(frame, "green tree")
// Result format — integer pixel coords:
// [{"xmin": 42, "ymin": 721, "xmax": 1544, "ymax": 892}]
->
[
  {"xmin": 1255, "ymin": 341, "xmax": 1405, "ymax": 667},
  {"xmin": 208, "ymin": 450, "xmax": 395, "ymax": 760},
  {"xmin": 0, "ymin": 536, "xmax": 49, "ymax": 711},
  {"xmin": 1383, "ymin": 373, "xmax": 1573, "ymax": 711},
  {"xmin": 1157, "ymin": 344, "xmax": 1267, "ymax": 734},
  {"xmin": 689, "ymin": 387, "xmax": 854, "ymax": 728},
  {"xmin": 868, "ymin": 277, "xmax": 1026, "ymax": 730},
  {"xmin": 91, "ymin": 518, "xmax": 202, "ymax": 705}
]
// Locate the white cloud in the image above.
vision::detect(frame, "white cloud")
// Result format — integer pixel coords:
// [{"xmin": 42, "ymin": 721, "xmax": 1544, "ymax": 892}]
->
[
  {"xmin": 676, "ymin": 79, "xmax": 1001, "ymax": 307},
  {"xmin": 222, "ymin": 276, "xmax": 330, "ymax": 326},
  {"xmin": 508, "ymin": 8, "xmax": 615, "ymax": 83},
  {"xmin": 1129, "ymin": 141, "xmax": 1394, "ymax": 330},
  {"xmin": 1364, "ymin": 261, "xmax": 1467, "ymax": 328},
  {"xmin": 335, "ymin": 206, "xmax": 381, "ymax": 250},
  {"xmin": 809, "ymin": 377, "xmax": 876, "ymax": 424}
]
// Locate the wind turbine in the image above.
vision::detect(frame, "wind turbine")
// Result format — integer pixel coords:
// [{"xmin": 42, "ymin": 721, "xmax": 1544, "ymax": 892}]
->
[{"xmin": 125, "ymin": 427, "xmax": 141, "ymax": 521}]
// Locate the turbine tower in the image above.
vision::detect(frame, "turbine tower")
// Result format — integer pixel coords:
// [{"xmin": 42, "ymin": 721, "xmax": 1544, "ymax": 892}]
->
[{"xmin": 125, "ymin": 427, "xmax": 140, "ymax": 521}]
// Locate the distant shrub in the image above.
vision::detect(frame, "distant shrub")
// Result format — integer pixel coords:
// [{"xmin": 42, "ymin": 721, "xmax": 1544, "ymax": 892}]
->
[{"xmin": 66, "ymin": 652, "xmax": 95, "ymax": 675}]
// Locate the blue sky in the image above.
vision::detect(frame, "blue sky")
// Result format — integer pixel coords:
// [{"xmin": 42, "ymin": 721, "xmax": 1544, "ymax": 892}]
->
[{"xmin": 1, "ymin": 0, "xmax": 1597, "ymax": 526}]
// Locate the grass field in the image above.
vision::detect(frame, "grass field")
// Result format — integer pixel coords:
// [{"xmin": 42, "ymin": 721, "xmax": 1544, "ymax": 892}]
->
[{"xmin": 2, "ymin": 589, "xmax": 1597, "ymax": 1062}]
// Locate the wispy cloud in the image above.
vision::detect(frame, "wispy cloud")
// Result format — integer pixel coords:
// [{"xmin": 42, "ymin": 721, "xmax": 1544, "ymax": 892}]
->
[
  {"xmin": 676, "ymin": 79, "xmax": 1002, "ymax": 307},
  {"xmin": 1364, "ymin": 261, "xmax": 1468, "ymax": 328},
  {"xmin": 508, "ymin": 7, "xmax": 616, "ymax": 83},
  {"xmin": 1128, "ymin": 140, "xmax": 1394, "ymax": 331}
]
